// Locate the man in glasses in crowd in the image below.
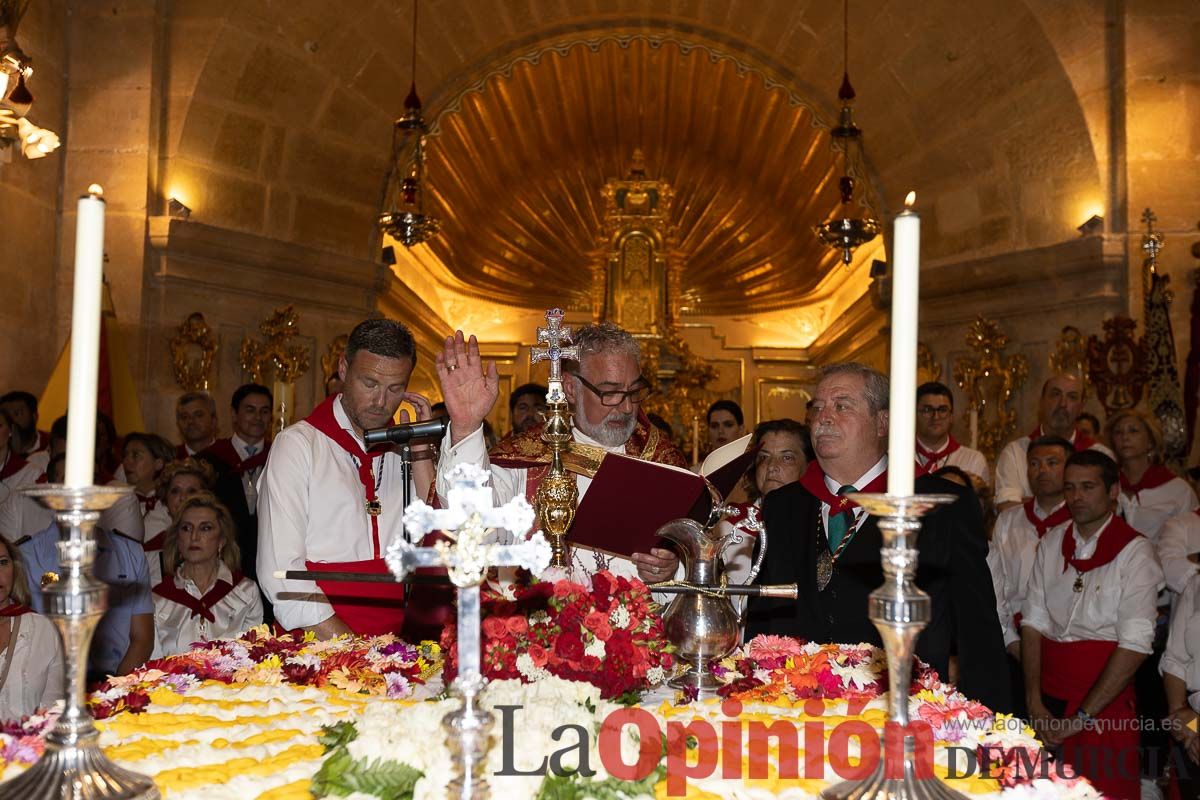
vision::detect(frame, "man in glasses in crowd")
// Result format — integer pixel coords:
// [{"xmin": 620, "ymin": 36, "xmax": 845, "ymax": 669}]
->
[
  {"xmin": 913, "ymin": 381, "xmax": 989, "ymax": 483},
  {"xmin": 434, "ymin": 322, "xmax": 687, "ymax": 583}
]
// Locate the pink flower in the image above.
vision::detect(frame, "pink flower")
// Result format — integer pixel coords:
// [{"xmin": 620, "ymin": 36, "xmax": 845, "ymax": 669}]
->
[{"xmin": 747, "ymin": 634, "xmax": 803, "ymax": 661}]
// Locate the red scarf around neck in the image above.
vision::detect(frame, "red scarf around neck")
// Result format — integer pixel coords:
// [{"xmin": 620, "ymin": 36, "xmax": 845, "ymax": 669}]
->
[
  {"xmin": 799, "ymin": 460, "xmax": 889, "ymax": 514},
  {"xmin": 0, "ymin": 451, "xmax": 28, "ymax": 482},
  {"xmin": 152, "ymin": 571, "xmax": 242, "ymax": 623},
  {"xmin": 1029, "ymin": 425, "xmax": 1095, "ymax": 452},
  {"xmin": 1023, "ymin": 498, "xmax": 1072, "ymax": 538},
  {"xmin": 0, "ymin": 602, "xmax": 32, "ymax": 617},
  {"xmin": 916, "ymin": 436, "xmax": 961, "ymax": 467},
  {"xmin": 202, "ymin": 437, "xmax": 271, "ymax": 476},
  {"xmin": 1119, "ymin": 464, "xmax": 1176, "ymax": 498},
  {"xmin": 1060, "ymin": 515, "xmax": 1141, "ymax": 574},
  {"xmin": 305, "ymin": 395, "xmax": 390, "ymax": 558},
  {"xmin": 136, "ymin": 492, "xmax": 158, "ymax": 514}
]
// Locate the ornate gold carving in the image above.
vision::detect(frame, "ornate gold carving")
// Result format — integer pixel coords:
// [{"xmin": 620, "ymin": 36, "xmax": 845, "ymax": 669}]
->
[
  {"xmin": 952, "ymin": 316, "xmax": 1028, "ymax": 461},
  {"xmin": 1049, "ymin": 326, "xmax": 1089, "ymax": 397},
  {"xmin": 916, "ymin": 342, "xmax": 941, "ymax": 384},
  {"xmin": 321, "ymin": 334, "xmax": 348, "ymax": 392},
  {"xmin": 169, "ymin": 312, "xmax": 217, "ymax": 392},
  {"xmin": 530, "ymin": 309, "xmax": 580, "ymax": 568},
  {"xmin": 1086, "ymin": 316, "xmax": 1147, "ymax": 415},
  {"xmin": 642, "ymin": 323, "xmax": 719, "ymax": 456},
  {"xmin": 1139, "ymin": 209, "xmax": 1187, "ymax": 460},
  {"xmin": 239, "ymin": 306, "xmax": 310, "ymax": 384}
]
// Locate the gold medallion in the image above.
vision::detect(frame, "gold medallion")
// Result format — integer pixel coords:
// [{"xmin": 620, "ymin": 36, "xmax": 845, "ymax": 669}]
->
[
  {"xmin": 366, "ymin": 499, "xmax": 382, "ymax": 516},
  {"xmin": 1073, "ymin": 574, "xmax": 1084, "ymax": 593}
]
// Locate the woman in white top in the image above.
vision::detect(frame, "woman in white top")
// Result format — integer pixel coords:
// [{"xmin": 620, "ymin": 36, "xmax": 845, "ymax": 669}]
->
[
  {"xmin": 0, "ymin": 535, "xmax": 63, "ymax": 719},
  {"xmin": 143, "ymin": 458, "xmax": 216, "ymax": 588},
  {"xmin": 0, "ymin": 409, "xmax": 42, "ymax": 490},
  {"xmin": 1108, "ymin": 408, "xmax": 1198, "ymax": 543},
  {"xmin": 152, "ymin": 493, "xmax": 262, "ymax": 658}
]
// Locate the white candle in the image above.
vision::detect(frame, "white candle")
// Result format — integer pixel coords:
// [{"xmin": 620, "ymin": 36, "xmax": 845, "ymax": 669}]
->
[
  {"xmin": 969, "ymin": 407, "xmax": 979, "ymax": 451},
  {"xmin": 64, "ymin": 185, "xmax": 106, "ymax": 488},
  {"xmin": 692, "ymin": 416, "xmax": 700, "ymax": 465},
  {"xmin": 887, "ymin": 191, "xmax": 920, "ymax": 496}
]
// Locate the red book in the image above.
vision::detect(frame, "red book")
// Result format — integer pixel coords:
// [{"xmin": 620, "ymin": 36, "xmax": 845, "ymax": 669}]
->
[{"xmin": 568, "ymin": 434, "xmax": 756, "ymax": 558}]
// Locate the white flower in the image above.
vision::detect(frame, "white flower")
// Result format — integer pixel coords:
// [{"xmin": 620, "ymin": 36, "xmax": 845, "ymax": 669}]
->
[
  {"xmin": 516, "ymin": 653, "xmax": 550, "ymax": 682},
  {"xmin": 646, "ymin": 666, "xmax": 666, "ymax": 685},
  {"xmin": 609, "ymin": 604, "xmax": 631, "ymax": 629},
  {"xmin": 584, "ymin": 636, "xmax": 606, "ymax": 659}
]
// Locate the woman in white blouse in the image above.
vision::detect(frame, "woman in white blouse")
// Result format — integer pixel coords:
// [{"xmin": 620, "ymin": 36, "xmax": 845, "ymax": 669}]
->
[
  {"xmin": 1161, "ymin": 573, "xmax": 1200, "ymax": 794},
  {"xmin": 0, "ymin": 536, "xmax": 63, "ymax": 719},
  {"xmin": 152, "ymin": 493, "xmax": 262, "ymax": 658},
  {"xmin": 1108, "ymin": 409, "xmax": 1198, "ymax": 542},
  {"xmin": 143, "ymin": 458, "xmax": 216, "ymax": 588}
]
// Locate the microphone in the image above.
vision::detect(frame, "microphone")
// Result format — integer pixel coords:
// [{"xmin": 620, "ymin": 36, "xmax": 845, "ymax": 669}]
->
[{"xmin": 363, "ymin": 417, "xmax": 449, "ymax": 446}]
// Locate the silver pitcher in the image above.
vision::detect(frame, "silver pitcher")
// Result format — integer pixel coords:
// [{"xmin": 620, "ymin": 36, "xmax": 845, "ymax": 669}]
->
[{"xmin": 658, "ymin": 496, "xmax": 770, "ymax": 691}]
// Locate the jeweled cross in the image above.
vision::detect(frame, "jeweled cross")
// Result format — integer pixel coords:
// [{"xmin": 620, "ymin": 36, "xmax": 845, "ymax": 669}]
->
[
  {"xmin": 386, "ymin": 463, "xmax": 550, "ymax": 681},
  {"xmin": 530, "ymin": 308, "xmax": 579, "ymax": 404}
]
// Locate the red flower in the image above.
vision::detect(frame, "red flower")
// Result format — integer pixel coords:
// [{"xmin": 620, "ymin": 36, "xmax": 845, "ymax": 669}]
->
[
  {"xmin": 555, "ymin": 631, "xmax": 585, "ymax": 662},
  {"xmin": 124, "ymin": 691, "xmax": 151, "ymax": 713},
  {"xmin": 482, "ymin": 616, "xmax": 508, "ymax": 639},
  {"xmin": 591, "ymin": 620, "xmax": 613, "ymax": 641},
  {"xmin": 505, "ymin": 616, "xmax": 528, "ymax": 635},
  {"xmin": 583, "ymin": 611, "xmax": 607, "ymax": 632},
  {"xmin": 591, "ymin": 572, "xmax": 612, "ymax": 599},
  {"xmin": 528, "ymin": 644, "xmax": 549, "ymax": 667}
]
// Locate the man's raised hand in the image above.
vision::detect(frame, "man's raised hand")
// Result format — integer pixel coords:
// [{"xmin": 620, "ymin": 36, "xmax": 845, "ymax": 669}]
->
[{"xmin": 436, "ymin": 330, "xmax": 499, "ymax": 445}]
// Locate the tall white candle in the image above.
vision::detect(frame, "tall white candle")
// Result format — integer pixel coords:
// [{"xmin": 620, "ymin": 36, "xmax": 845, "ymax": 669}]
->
[
  {"xmin": 969, "ymin": 407, "xmax": 979, "ymax": 451},
  {"xmin": 64, "ymin": 185, "xmax": 106, "ymax": 488},
  {"xmin": 887, "ymin": 191, "xmax": 920, "ymax": 496},
  {"xmin": 692, "ymin": 416, "xmax": 700, "ymax": 465}
]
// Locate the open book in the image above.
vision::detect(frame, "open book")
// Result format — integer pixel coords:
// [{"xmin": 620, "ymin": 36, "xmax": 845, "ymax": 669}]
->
[{"xmin": 567, "ymin": 434, "xmax": 756, "ymax": 558}]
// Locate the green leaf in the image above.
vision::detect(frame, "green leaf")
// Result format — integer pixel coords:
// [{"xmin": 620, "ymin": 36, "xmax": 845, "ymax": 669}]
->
[
  {"xmin": 535, "ymin": 762, "xmax": 667, "ymax": 800},
  {"xmin": 318, "ymin": 721, "xmax": 359, "ymax": 751},
  {"xmin": 310, "ymin": 744, "xmax": 423, "ymax": 799}
]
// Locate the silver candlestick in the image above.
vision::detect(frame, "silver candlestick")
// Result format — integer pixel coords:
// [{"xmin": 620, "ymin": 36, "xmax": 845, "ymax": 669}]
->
[
  {"xmin": 0, "ymin": 485, "xmax": 159, "ymax": 800},
  {"xmin": 821, "ymin": 493, "xmax": 966, "ymax": 800}
]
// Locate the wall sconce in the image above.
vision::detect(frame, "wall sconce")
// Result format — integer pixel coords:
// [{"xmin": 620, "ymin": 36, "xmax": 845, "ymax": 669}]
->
[
  {"xmin": 0, "ymin": 25, "xmax": 59, "ymax": 163},
  {"xmin": 1077, "ymin": 214, "xmax": 1104, "ymax": 236},
  {"xmin": 167, "ymin": 197, "xmax": 192, "ymax": 220},
  {"xmin": 15, "ymin": 116, "xmax": 58, "ymax": 158}
]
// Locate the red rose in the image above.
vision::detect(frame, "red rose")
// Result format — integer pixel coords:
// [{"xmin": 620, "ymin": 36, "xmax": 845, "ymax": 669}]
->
[
  {"xmin": 555, "ymin": 631, "xmax": 585, "ymax": 661},
  {"xmin": 591, "ymin": 620, "xmax": 613, "ymax": 641},
  {"xmin": 505, "ymin": 616, "xmax": 528, "ymax": 635},
  {"xmin": 591, "ymin": 572, "xmax": 612, "ymax": 599},
  {"xmin": 580, "ymin": 655, "xmax": 602, "ymax": 671},
  {"xmin": 553, "ymin": 581, "xmax": 577, "ymax": 598},
  {"xmin": 528, "ymin": 644, "xmax": 549, "ymax": 667},
  {"xmin": 124, "ymin": 691, "xmax": 150, "ymax": 713},
  {"xmin": 583, "ymin": 611, "xmax": 607, "ymax": 632},
  {"xmin": 482, "ymin": 617, "xmax": 508, "ymax": 639}
]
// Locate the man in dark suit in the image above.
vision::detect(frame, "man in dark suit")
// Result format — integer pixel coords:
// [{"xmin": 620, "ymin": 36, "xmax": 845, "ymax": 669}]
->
[{"xmin": 746, "ymin": 362, "xmax": 1011, "ymax": 714}]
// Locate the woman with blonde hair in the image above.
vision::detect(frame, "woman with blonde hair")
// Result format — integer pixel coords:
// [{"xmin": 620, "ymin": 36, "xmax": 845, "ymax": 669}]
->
[
  {"xmin": 143, "ymin": 458, "xmax": 216, "ymax": 587},
  {"xmin": 151, "ymin": 493, "xmax": 262, "ymax": 658},
  {"xmin": 1107, "ymin": 408, "xmax": 1197, "ymax": 543},
  {"xmin": 0, "ymin": 536, "xmax": 63, "ymax": 718}
]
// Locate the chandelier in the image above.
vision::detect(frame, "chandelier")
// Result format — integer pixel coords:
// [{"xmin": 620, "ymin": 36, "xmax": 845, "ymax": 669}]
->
[
  {"xmin": 378, "ymin": 0, "xmax": 440, "ymax": 247},
  {"xmin": 815, "ymin": 0, "xmax": 879, "ymax": 265},
  {"xmin": 1, "ymin": 1, "xmax": 60, "ymax": 161}
]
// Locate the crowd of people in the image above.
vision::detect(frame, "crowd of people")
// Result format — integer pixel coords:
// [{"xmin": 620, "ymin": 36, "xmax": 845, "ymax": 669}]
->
[{"xmin": 1, "ymin": 316, "xmax": 1198, "ymax": 799}]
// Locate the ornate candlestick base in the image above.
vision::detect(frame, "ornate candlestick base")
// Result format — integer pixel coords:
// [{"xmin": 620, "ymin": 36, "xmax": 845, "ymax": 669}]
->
[
  {"xmin": 0, "ymin": 485, "xmax": 159, "ymax": 800},
  {"xmin": 442, "ymin": 674, "xmax": 495, "ymax": 800},
  {"xmin": 820, "ymin": 493, "xmax": 967, "ymax": 800}
]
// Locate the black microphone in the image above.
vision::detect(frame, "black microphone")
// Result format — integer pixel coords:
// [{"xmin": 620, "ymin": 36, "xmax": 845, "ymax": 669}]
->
[{"xmin": 363, "ymin": 417, "xmax": 449, "ymax": 446}]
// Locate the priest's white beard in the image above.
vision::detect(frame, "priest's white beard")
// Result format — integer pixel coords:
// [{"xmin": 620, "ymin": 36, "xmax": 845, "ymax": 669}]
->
[{"xmin": 576, "ymin": 408, "xmax": 637, "ymax": 448}]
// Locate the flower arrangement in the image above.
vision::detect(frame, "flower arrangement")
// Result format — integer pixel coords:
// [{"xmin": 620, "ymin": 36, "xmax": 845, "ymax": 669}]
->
[
  {"xmin": 88, "ymin": 626, "xmax": 442, "ymax": 719},
  {"xmin": 440, "ymin": 571, "xmax": 677, "ymax": 699},
  {"xmin": 711, "ymin": 636, "xmax": 890, "ymax": 703},
  {"xmin": 0, "ymin": 708, "xmax": 58, "ymax": 771}
]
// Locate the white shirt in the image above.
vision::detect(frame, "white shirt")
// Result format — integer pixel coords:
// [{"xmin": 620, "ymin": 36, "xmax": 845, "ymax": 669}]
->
[
  {"xmin": 819, "ymin": 455, "xmax": 888, "ymax": 535},
  {"xmin": 1158, "ymin": 510, "xmax": 1200, "ymax": 595},
  {"xmin": 0, "ymin": 487, "xmax": 144, "ymax": 543},
  {"xmin": 915, "ymin": 438, "xmax": 991, "ymax": 484},
  {"xmin": 1122, "ymin": 477, "xmax": 1198, "ymax": 544},
  {"xmin": 257, "ymin": 397, "xmax": 417, "ymax": 630},
  {"xmin": 152, "ymin": 563, "xmax": 264, "ymax": 658},
  {"xmin": 231, "ymin": 433, "xmax": 267, "ymax": 510},
  {"xmin": 0, "ymin": 610, "xmax": 63, "ymax": 719},
  {"xmin": 994, "ymin": 432, "xmax": 1114, "ymax": 506},
  {"xmin": 988, "ymin": 500, "xmax": 1068, "ymax": 647},
  {"xmin": 0, "ymin": 456, "xmax": 42, "ymax": 492},
  {"xmin": 1161, "ymin": 573, "xmax": 1200, "ymax": 711},
  {"xmin": 436, "ymin": 422, "xmax": 680, "ymax": 586},
  {"xmin": 1021, "ymin": 514, "xmax": 1162, "ymax": 653}
]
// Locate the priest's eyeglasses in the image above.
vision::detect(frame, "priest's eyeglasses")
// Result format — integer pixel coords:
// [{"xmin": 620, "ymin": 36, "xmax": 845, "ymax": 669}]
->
[
  {"xmin": 917, "ymin": 404, "xmax": 952, "ymax": 418},
  {"xmin": 575, "ymin": 375, "xmax": 652, "ymax": 406}
]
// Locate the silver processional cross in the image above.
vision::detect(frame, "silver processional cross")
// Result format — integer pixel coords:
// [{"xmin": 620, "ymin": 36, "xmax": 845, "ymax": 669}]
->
[
  {"xmin": 385, "ymin": 463, "xmax": 551, "ymax": 800},
  {"xmin": 529, "ymin": 307, "xmax": 579, "ymax": 404}
]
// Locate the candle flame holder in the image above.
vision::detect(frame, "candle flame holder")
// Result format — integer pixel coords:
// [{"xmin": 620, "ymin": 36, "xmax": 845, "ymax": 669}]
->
[
  {"xmin": 0, "ymin": 485, "xmax": 159, "ymax": 800},
  {"xmin": 820, "ymin": 492, "xmax": 966, "ymax": 800}
]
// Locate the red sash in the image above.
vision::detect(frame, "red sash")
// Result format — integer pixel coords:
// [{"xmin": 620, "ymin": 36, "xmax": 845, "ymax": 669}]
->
[
  {"xmin": 1028, "ymin": 425, "xmax": 1095, "ymax": 452},
  {"xmin": 201, "ymin": 438, "xmax": 271, "ymax": 476},
  {"xmin": 0, "ymin": 603, "xmax": 33, "ymax": 617},
  {"xmin": 915, "ymin": 436, "xmax": 960, "ymax": 469},
  {"xmin": 302, "ymin": 396, "xmax": 405, "ymax": 636},
  {"xmin": 304, "ymin": 559, "xmax": 407, "ymax": 637},
  {"xmin": 1120, "ymin": 463, "xmax": 1177, "ymax": 499},
  {"xmin": 1040, "ymin": 637, "xmax": 1139, "ymax": 799},
  {"xmin": 136, "ymin": 492, "xmax": 158, "ymax": 515},
  {"xmin": 1023, "ymin": 499, "xmax": 1072, "ymax": 538},
  {"xmin": 0, "ymin": 452, "xmax": 28, "ymax": 481},
  {"xmin": 1060, "ymin": 516, "xmax": 1141, "ymax": 575},
  {"xmin": 152, "ymin": 571, "xmax": 244, "ymax": 623},
  {"xmin": 799, "ymin": 461, "xmax": 889, "ymax": 514}
]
